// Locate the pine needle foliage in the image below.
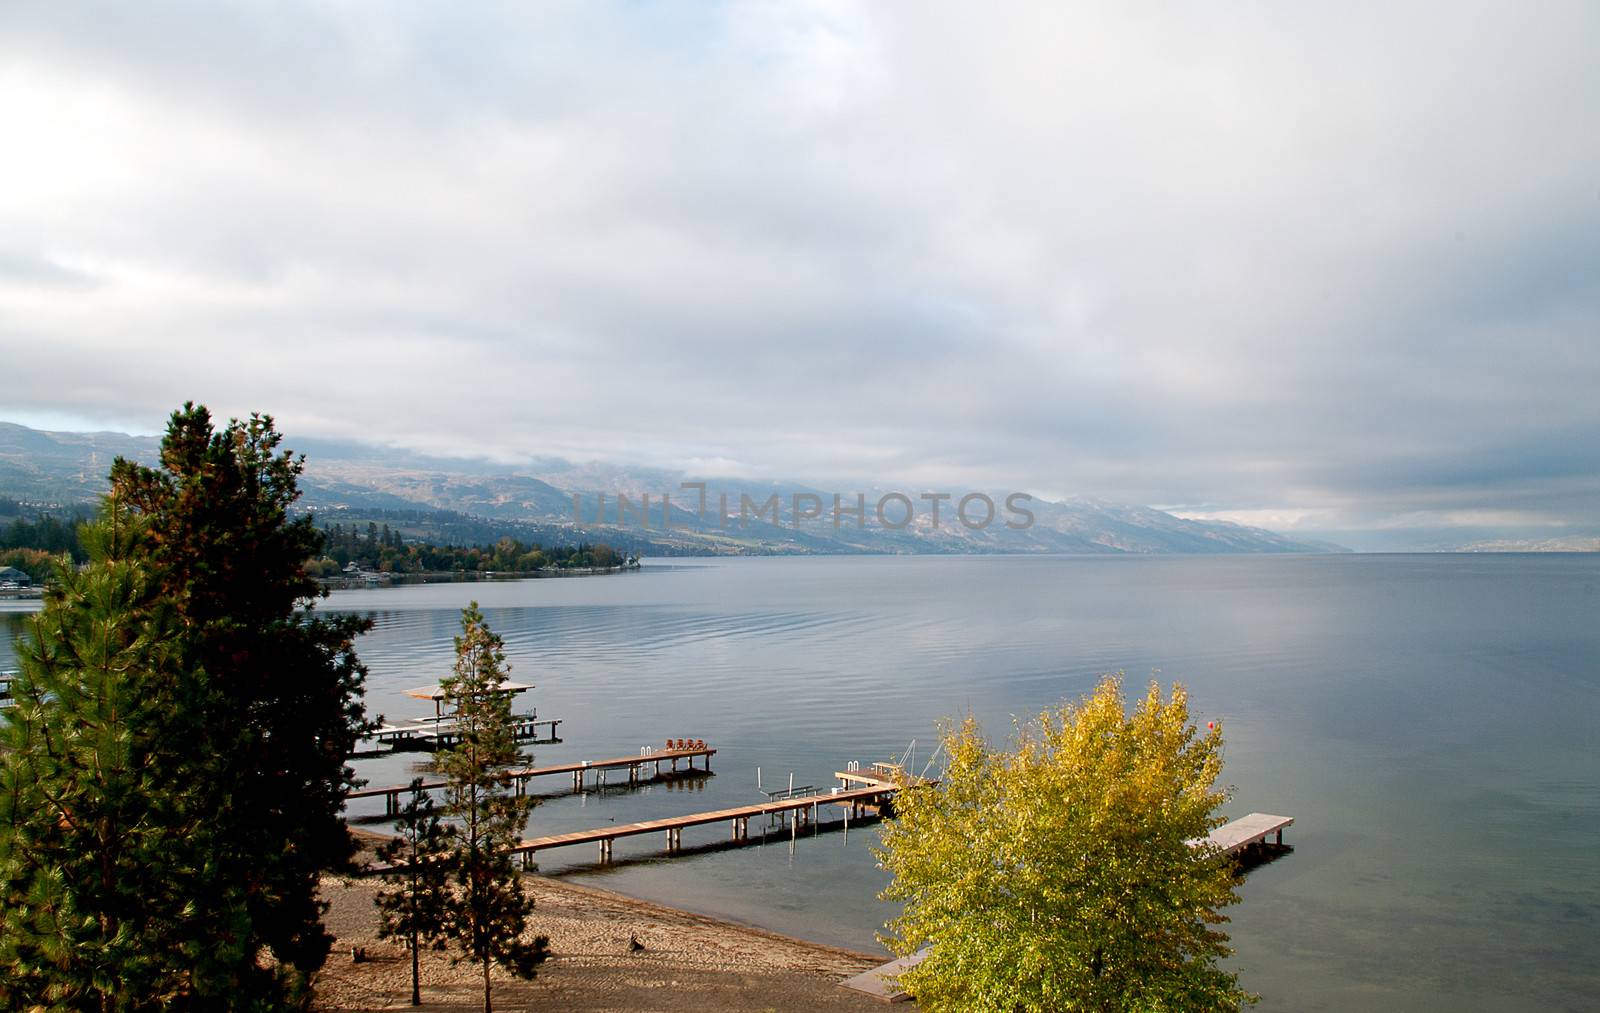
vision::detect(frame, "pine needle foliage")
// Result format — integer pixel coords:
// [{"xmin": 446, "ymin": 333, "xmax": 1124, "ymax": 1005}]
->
[
  {"xmin": 106, "ymin": 403, "xmax": 372, "ymax": 1003},
  {"xmin": 0, "ymin": 500, "xmax": 212, "ymax": 1010},
  {"xmin": 435, "ymin": 603, "xmax": 549, "ymax": 1013},
  {"xmin": 375, "ymin": 780, "xmax": 455, "ymax": 1007},
  {"xmin": 878, "ymin": 674, "xmax": 1254, "ymax": 1012},
  {"xmin": 0, "ymin": 403, "xmax": 373, "ymax": 1008}
]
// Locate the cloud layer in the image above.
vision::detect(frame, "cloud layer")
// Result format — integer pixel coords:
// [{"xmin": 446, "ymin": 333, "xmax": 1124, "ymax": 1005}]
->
[{"xmin": 2, "ymin": 1, "xmax": 1597, "ymax": 547}]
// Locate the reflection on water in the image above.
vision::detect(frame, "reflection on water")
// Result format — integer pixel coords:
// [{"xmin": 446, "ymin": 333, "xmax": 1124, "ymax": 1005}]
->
[{"xmin": 3, "ymin": 554, "xmax": 1598, "ymax": 1011}]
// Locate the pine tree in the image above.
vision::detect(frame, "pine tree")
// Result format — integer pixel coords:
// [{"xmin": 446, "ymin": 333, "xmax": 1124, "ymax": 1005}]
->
[
  {"xmin": 0, "ymin": 498, "xmax": 244, "ymax": 1007},
  {"xmin": 105, "ymin": 403, "xmax": 372, "ymax": 1003},
  {"xmin": 436, "ymin": 603, "xmax": 550, "ymax": 1013},
  {"xmin": 375, "ymin": 780, "xmax": 455, "ymax": 1006}
]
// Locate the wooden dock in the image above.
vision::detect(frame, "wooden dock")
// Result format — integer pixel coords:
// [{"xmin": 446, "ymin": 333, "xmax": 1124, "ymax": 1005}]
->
[
  {"xmin": 364, "ymin": 714, "xmax": 562, "ymax": 753},
  {"xmin": 836, "ymin": 761, "xmax": 906, "ymax": 788},
  {"xmin": 509, "ymin": 780, "xmax": 898, "ymax": 865},
  {"xmin": 1201, "ymin": 812, "xmax": 1293, "ymax": 855},
  {"xmin": 354, "ymin": 681, "xmax": 562, "ymax": 755},
  {"xmin": 841, "ymin": 811, "xmax": 1296, "ymax": 1002},
  {"xmin": 348, "ymin": 745, "xmax": 717, "ymax": 815}
]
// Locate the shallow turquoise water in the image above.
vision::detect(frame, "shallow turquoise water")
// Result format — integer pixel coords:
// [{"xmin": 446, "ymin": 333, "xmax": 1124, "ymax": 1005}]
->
[{"xmin": 5, "ymin": 554, "xmax": 1597, "ymax": 1010}]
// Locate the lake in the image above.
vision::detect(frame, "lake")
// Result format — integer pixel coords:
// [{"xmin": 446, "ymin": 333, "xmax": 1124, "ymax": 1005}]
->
[{"xmin": 4, "ymin": 554, "xmax": 1597, "ymax": 1010}]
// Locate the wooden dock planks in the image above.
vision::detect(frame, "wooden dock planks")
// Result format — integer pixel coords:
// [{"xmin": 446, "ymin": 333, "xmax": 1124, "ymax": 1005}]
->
[
  {"xmin": 367, "ymin": 781, "xmax": 896, "ymax": 873},
  {"xmin": 347, "ymin": 746, "xmax": 716, "ymax": 814},
  {"xmin": 1202, "ymin": 811, "xmax": 1294, "ymax": 855},
  {"xmin": 511, "ymin": 783, "xmax": 897, "ymax": 863},
  {"xmin": 366, "ymin": 713, "xmax": 561, "ymax": 752}
]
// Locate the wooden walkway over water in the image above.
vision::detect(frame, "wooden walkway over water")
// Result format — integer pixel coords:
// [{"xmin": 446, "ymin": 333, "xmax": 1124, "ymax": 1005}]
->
[
  {"xmin": 1202, "ymin": 812, "xmax": 1293, "ymax": 855},
  {"xmin": 355, "ymin": 682, "xmax": 564, "ymax": 755},
  {"xmin": 509, "ymin": 779, "xmax": 899, "ymax": 864},
  {"xmin": 363, "ymin": 715, "xmax": 563, "ymax": 754},
  {"xmin": 348, "ymin": 744, "xmax": 716, "ymax": 815}
]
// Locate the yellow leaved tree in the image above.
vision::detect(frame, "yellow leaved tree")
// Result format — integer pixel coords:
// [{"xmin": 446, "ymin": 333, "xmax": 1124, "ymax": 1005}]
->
[{"xmin": 877, "ymin": 673, "xmax": 1254, "ymax": 1011}]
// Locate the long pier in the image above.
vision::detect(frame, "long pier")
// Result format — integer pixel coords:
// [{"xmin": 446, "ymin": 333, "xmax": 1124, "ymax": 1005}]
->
[
  {"xmin": 510, "ymin": 780, "xmax": 899, "ymax": 865},
  {"xmin": 348, "ymin": 744, "xmax": 717, "ymax": 815}
]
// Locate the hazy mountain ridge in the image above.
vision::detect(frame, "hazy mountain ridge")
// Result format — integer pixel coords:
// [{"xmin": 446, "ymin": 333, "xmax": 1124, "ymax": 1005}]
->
[
  {"xmin": 1456, "ymin": 536, "xmax": 1600, "ymax": 553},
  {"xmin": 0, "ymin": 423, "xmax": 162, "ymax": 503},
  {"xmin": 0, "ymin": 421, "xmax": 1344, "ymax": 554}
]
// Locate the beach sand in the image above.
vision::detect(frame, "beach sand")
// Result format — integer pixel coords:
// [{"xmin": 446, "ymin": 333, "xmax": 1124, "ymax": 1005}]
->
[{"xmin": 311, "ymin": 871, "xmax": 898, "ymax": 1012}]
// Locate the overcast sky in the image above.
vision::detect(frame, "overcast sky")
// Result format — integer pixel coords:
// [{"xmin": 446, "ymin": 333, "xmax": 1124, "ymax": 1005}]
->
[{"xmin": 1, "ymin": 2, "xmax": 1597, "ymax": 547}]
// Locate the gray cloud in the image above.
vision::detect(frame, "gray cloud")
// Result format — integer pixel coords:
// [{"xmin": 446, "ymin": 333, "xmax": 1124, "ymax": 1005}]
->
[{"xmin": 1, "ymin": 1, "xmax": 1597, "ymax": 547}]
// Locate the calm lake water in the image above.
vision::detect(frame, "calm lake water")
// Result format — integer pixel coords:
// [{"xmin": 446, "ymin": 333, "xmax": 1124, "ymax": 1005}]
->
[{"xmin": 4, "ymin": 554, "xmax": 1598, "ymax": 1010}]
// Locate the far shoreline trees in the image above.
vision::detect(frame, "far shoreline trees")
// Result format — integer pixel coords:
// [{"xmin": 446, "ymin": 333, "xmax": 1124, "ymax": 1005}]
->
[
  {"xmin": 877, "ymin": 674, "xmax": 1253, "ymax": 1011},
  {"xmin": 309, "ymin": 528, "xmax": 625, "ymax": 576},
  {"xmin": 0, "ymin": 511, "xmax": 88, "ymax": 582}
]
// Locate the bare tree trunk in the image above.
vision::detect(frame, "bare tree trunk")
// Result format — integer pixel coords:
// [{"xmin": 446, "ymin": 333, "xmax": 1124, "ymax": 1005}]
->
[
  {"xmin": 483, "ymin": 955, "xmax": 492, "ymax": 1013},
  {"xmin": 411, "ymin": 929, "xmax": 421, "ymax": 1006}
]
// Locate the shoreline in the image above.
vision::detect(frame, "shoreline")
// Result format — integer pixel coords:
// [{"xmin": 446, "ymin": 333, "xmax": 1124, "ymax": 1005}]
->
[
  {"xmin": 521, "ymin": 871, "xmax": 886, "ymax": 965},
  {"xmin": 318, "ymin": 829, "xmax": 894, "ymax": 1010},
  {"xmin": 314, "ymin": 869, "xmax": 894, "ymax": 1011},
  {"xmin": 317, "ymin": 565, "xmax": 638, "ymax": 591}
]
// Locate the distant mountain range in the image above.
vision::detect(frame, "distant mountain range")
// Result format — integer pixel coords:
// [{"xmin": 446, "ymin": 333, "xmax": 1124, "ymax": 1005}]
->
[
  {"xmin": 1456, "ymin": 536, "xmax": 1600, "ymax": 552},
  {"xmin": 0, "ymin": 421, "xmax": 1348, "ymax": 555}
]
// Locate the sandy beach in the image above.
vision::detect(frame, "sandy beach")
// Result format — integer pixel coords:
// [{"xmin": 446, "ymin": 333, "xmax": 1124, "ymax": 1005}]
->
[{"xmin": 311, "ymin": 870, "xmax": 898, "ymax": 1012}]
